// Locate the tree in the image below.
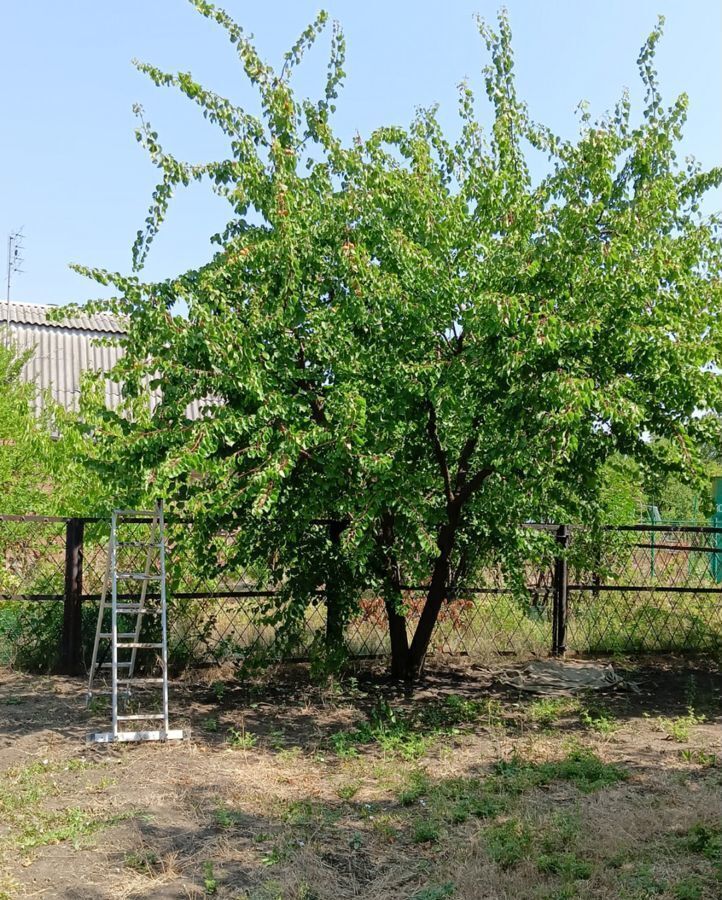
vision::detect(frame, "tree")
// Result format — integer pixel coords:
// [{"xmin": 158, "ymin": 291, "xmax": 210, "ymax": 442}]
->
[
  {"xmin": 0, "ymin": 341, "xmax": 109, "ymax": 516},
  {"xmin": 74, "ymin": 3, "xmax": 722, "ymax": 679}
]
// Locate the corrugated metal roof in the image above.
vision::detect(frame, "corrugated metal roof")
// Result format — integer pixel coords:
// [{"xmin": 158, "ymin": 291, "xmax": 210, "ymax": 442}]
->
[
  {"xmin": 1, "ymin": 300, "xmax": 125, "ymax": 334},
  {"xmin": 1, "ymin": 301, "xmax": 126, "ymax": 415},
  {"xmin": 1, "ymin": 301, "xmax": 203, "ymax": 420}
]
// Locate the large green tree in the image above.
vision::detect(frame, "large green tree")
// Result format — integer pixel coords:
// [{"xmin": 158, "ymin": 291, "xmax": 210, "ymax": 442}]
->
[{"xmin": 75, "ymin": 3, "xmax": 722, "ymax": 678}]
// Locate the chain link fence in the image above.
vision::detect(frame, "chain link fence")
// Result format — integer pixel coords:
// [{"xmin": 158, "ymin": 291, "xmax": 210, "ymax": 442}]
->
[{"xmin": 1, "ymin": 515, "xmax": 721, "ymax": 672}]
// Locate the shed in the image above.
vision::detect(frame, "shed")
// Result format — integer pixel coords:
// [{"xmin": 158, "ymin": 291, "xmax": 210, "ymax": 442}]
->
[{"xmin": 1, "ymin": 300, "xmax": 125, "ymax": 415}]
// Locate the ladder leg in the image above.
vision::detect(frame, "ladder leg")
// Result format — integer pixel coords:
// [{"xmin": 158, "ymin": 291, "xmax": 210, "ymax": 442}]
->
[
  {"xmin": 128, "ymin": 508, "xmax": 158, "ymax": 679},
  {"xmin": 87, "ymin": 547, "xmax": 111, "ymax": 702},
  {"xmin": 159, "ymin": 501, "xmax": 170, "ymax": 734},
  {"xmin": 111, "ymin": 510, "xmax": 119, "ymax": 739}
]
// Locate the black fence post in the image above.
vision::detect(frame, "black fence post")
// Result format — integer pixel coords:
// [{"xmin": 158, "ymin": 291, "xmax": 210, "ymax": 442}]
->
[
  {"xmin": 58, "ymin": 517, "xmax": 84, "ymax": 675},
  {"xmin": 551, "ymin": 524, "xmax": 569, "ymax": 657}
]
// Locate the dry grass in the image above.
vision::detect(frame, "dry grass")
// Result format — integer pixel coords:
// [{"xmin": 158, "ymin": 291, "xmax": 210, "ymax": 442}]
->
[{"xmin": 0, "ymin": 658, "xmax": 720, "ymax": 899}]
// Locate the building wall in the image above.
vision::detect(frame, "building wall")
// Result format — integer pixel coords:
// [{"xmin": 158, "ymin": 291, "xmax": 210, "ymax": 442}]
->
[{"xmin": 1, "ymin": 301, "xmax": 125, "ymax": 415}]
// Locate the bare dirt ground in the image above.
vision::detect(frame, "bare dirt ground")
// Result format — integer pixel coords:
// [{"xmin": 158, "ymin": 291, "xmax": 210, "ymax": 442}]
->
[{"xmin": 0, "ymin": 656, "xmax": 720, "ymax": 900}]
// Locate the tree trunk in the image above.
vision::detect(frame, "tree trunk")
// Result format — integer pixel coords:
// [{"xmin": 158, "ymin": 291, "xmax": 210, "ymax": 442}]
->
[
  {"xmin": 377, "ymin": 511, "xmax": 410, "ymax": 679},
  {"xmin": 405, "ymin": 509, "xmax": 460, "ymax": 680},
  {"xmin": 386, "ymin": 599, "xmax": 410, "ymax": 679},
  {"xmin": 325, "ymin": 593, "xmax": 344, "ymax": 651},
  {"xmin": 325, "ymin": 519, "xmax": 347, "ymax": 655}
]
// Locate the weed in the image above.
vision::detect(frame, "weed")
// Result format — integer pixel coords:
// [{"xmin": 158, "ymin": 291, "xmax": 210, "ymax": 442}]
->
[
  {"xmin": 125, "ymin": 849, "xmax": 159, "ymax": 875},
  {"xmin": 627, "ymin": 863, "xmax": 667, "ymax": 897},
  {"xmin": 267, "ymin": 729, "xmax": 286, "ymax": 751},
  {"xmin": 336, "ymin": 780, "xmax": 361, "ymax": 801},
  {"xmin": 537, "ymin": 852, "xmax": 592, "ymax": 880},
  {"xmin": 86, "ymin": 696, "xmax": 109, "ymax": 714},
  {"xmin": 329, "ymin": 696, "xmax": 503, "ymax": 762},
  {"xmin": 15, "ymin": 807, "xmax": 131, "ymax": 851},
  {"xmin": 485, "ymin": 819, "xmax": 533, "ymax": 869},
  {"xmin": 412, "ymin": 820, "xmax": 441, "ymax": 844},
  {"xmin": 398, "ymin": 770, "xmax": 432, "ymax": 806},
  {"xmin": 349, "ymin": 831, "xmax": 363, "ymax": 850},
  {"xmin": 684, "ymin": 823, "xmax": 721, "ymax": 862},
  {"xmin": 261, "ymin": 846, "xmax": 282, "ymax": 867},
  {"xmin": 538, "ymin": 812, "xmax": 581, "ymax": 854},
  {"xmin": 213, "ymin": 806, "xmax": 246, "ymax": 830},
  {"xmin": 201, "ymin": 716, "xmax": 219, "ymax": 733},
  {"xmin": 420, "ymin": 695, "xmax": 503, "ymax": 731},
  {"xmin": 371, "ymin": 814, "xmax": 398, "ymax": 843},
  {"xmin": 673, "ymin": 877, "xmax": 704, "ymax": 900},
  {"xmin": 202, "ymin": 860, "xmax": 217, "ymax": 894},
  {"xmin": 679, "ymin": 748, "xmax": 717, "ymax": 767},
  {"xmin": 227, "ymin": 725, "xmax": 256, "ymax": 750},
  {"xmin": 277, "ymin": 745, "xmax": 302, "ymax": 762},
  {"xmin": 526, "ymin": 697, "xmax": 580, "ymax": 727},
  {"xmin": 494, "ymin": 749, "xmax": 628, "ymax": 794},
  {"xmin": 210, "ymin": 680, "xmax": 226, "ymax": 703},
  {"xmin": 657, "ymin": 708, "xmax": 706, "ymax": 742},
  {"xmin": 411, "ymin": 884, "xmax": 455, "ymax": 900},
  {"xmin": 579, "ymin": 707, "xmax": 618, "ymax": 735}
]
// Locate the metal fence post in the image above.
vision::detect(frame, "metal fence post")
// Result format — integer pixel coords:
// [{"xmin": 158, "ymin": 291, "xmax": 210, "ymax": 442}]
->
[
  {"xmin": 58, "ymin": 517, "xmax": 84, "ymax": 675},
  {"xmin": 551, "ymin": 524, "xmax": 569, "ymax": 657}
]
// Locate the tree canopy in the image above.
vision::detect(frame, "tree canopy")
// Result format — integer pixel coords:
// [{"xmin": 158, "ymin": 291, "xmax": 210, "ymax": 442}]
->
[
  {"xmin": 74, "ymin": 2, "xmax": 722, "ymax": 678},
  {"xmin": 0, "ymin": 342, "xmax": 105, "ymax": 516}
]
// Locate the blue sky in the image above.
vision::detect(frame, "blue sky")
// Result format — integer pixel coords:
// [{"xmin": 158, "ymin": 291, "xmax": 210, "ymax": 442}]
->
[{"xmin": 2, "ymin": 0, "xmax": 720, "ymax": 307}]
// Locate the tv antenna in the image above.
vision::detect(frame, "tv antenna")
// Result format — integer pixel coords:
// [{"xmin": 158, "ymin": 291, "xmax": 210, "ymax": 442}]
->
[
  {"xmin": 6, "ymin": 228, "xmax": 25, "ymax": 302},
  {"xmin": 5, "ymin": 229, "xmax": 25, "ymax": 345}
]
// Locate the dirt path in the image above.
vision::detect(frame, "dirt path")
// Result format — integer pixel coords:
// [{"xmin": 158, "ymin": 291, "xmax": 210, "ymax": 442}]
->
[{"xmin": 1, "ymin": 658, "xmax": 720, "ymax": 899}]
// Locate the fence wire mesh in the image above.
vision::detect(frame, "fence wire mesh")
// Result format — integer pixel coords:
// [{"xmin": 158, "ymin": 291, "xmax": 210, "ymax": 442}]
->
[
  {"xmin": 567, "ymin": 526, "xmax": 722, "ymax": 653},
  {"xmin": 2, "ymin": 516, "xmax": 721, "ymax": 671},
  {"xmin": 0, "ymin": 517, "xmax": 68, "ymax": 668}
]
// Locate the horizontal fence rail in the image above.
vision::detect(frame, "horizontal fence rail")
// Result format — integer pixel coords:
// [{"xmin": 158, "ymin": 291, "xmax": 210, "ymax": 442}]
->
[{"xmin": 1, "ymin": 515, "xmax": 721, "ymax": 672}]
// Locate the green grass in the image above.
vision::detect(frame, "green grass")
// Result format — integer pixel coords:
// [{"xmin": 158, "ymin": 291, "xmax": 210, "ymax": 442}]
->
[
  {"xmin": 525, "ymin": 697, "xmax": 580, "ymax": 727},
  {"xmin": 336, "ymin": 780, "xmax": 361, "ymax": 801},
  {"xmin": 411, "ymin": 884, "xmax": 455, "ymax": 900},
  {"xmin": 486, "ymin": 819, "xmax": 533, "ymax": 868},
  {"xmin": 684, "ymin": 823, "xmax": 721, "ymax": 863},
  {"xmin": 329, "ymin": 695, "xmax": 506, "ymax": 762},
  {"xmin": 412, "ymin": 820, "xmax": 441, "ymax": 845},
  {"xmin": 493, "ymin": 750, "xmax": 628, "ymax": 795},
  {"xmin": 0, "ymin": 759, "xmax": 132, "ymax": 858}
]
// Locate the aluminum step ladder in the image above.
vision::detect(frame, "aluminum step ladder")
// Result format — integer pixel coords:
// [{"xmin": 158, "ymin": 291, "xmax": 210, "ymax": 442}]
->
[{"xmin": 87, "ymin": 502, "xmax": 183, "ymax": 743}]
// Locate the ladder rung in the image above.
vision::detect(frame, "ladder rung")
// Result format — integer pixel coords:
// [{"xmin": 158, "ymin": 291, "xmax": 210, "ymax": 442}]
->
[
  {"xmin": 101, "ymin": 662, "xmax": 132, "ymax": 668},
  {"xmin": 118, "ymin": 677, "xmax": 165, "ymax": 684},
  {"xmin": 115, "ymin": 605, "xmax": 162, "ymax": 613},
  {"xmin": 118, "ymin": 642, "xmax": 163, "ymax": 649},
  {"xmin": 115, "ymin": 509, "xmax": 157, "ymax": 517},
  {"xmin": 116, "ymin": 573, "xmax": 162, "ymax": 581},
  {"xmin": 87, "ymin": 689, "xmax": 131, "ymax": 696},
  {"xmin": 99, "ymin": 632, "xmax": 136, "ymax": 639},
  {"xmin": 87, "ymin": 729, "xmax": 183, "ymax": 743},
  {"xmin": 117, "ymin": 541, "xmax": 163, "ymax": 548},
  {"xmin": 116, "ymin": 714, "xmax": 165, "ymax": 721}
]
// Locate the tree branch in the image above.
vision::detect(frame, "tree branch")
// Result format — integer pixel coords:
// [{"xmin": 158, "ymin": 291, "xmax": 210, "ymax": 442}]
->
[
  {"xmin": 425, "ymin": 399, "xmax": 453, "ymax": 504},
  {"xmin": 458, "ymin": 465, "xmax": 494, "ymax": 504},
  {"xmin": 295, "ymin": 342, "xmax": 327, "ymax": 425},
  {"xmin": 454, "ymin": 416, "xmax": 482, "ymax": 492}
]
